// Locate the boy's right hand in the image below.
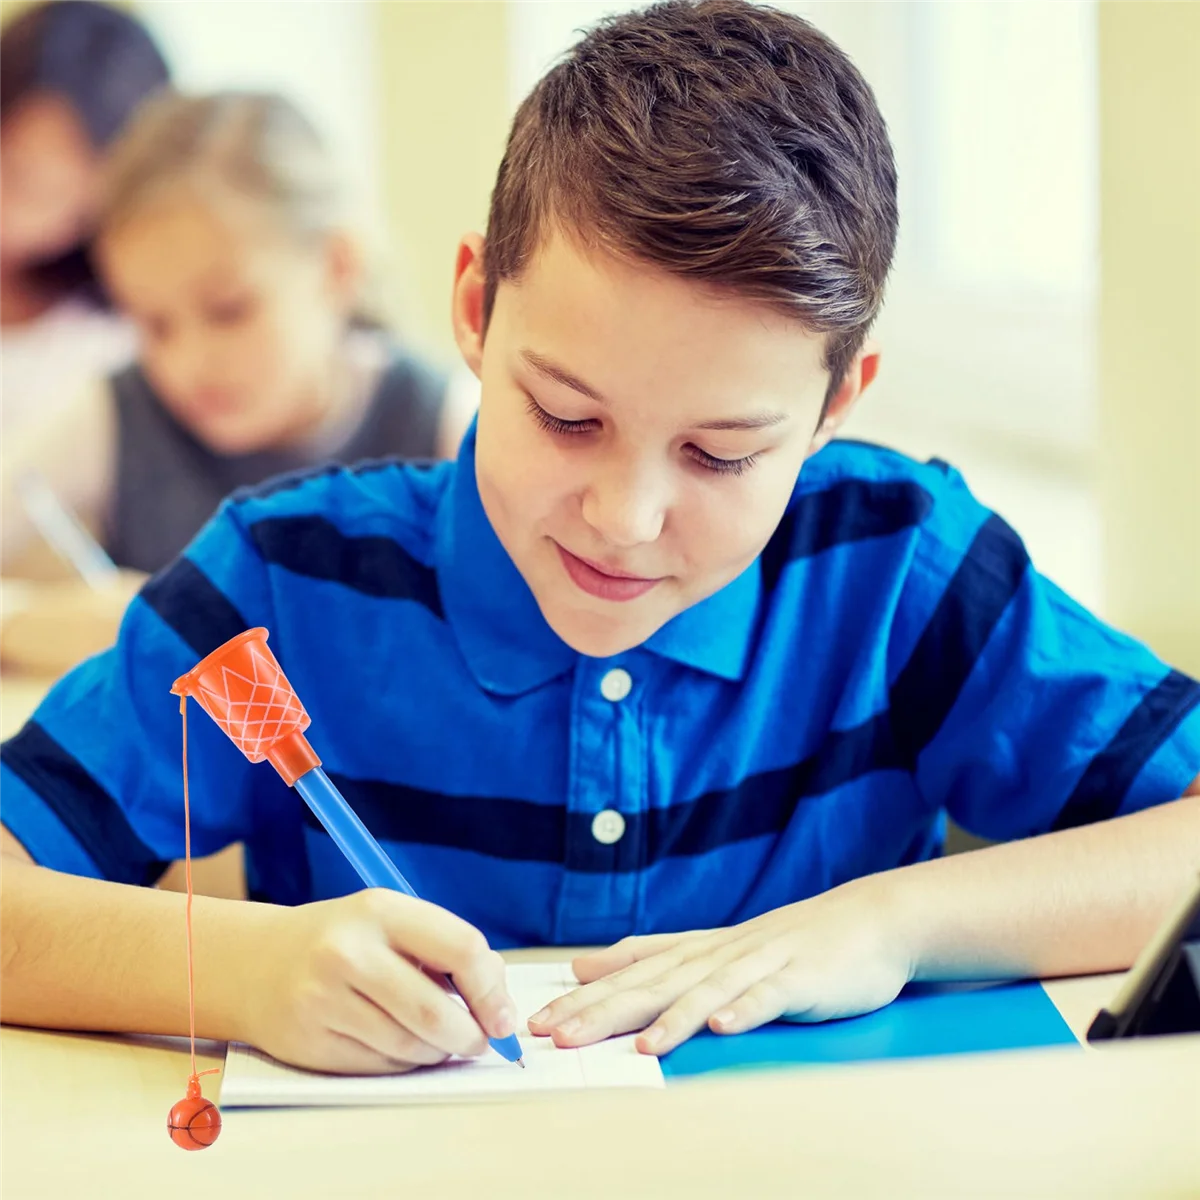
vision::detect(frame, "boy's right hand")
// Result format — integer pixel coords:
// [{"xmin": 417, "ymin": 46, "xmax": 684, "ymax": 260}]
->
[{"xmin": 244, "ymin": 889, "xmax": 516, "ymax": 1074}]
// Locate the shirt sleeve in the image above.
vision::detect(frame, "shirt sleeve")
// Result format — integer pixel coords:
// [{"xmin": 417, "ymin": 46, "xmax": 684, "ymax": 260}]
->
[
  {"xmin": 0, "ymin": 501, "xmax": 277, "ymax": 884},
  {"xmin": 888, "ymin": 467, "xmax": 1200, "ymax": 841}
]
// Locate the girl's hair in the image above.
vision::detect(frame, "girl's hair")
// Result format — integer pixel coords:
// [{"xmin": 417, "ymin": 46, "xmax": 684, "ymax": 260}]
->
[
  {"xmin": 99, "ymin": 90, "xmax": 385, "ymax": 329},
  {"xmin": 99, "ymin": 90, "xmax": 349, "ymax": 246},
  {"xmin": 0, "ymin": 0, "xmax": 171, "ymax": 302}
]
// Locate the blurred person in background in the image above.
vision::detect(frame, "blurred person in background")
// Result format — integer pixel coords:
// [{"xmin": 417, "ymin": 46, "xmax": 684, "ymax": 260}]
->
[
  {"xmin": 1, "ymin": 90, "xmax": 477, "ymax": 674},
  {"xmin": 1, "ymin": 0, "xmax": 170, "ymax": 436}
]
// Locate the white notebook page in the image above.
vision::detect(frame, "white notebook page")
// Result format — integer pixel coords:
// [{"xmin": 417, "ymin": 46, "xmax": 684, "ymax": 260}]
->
[{"xmin": 220, "ymin": 962, "xmax": 664, "ymax": 1107}]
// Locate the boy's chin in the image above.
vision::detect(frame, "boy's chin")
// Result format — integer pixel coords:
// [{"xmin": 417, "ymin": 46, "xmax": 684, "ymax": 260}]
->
[{"xmin": 541, "ymin": 603, "xmax": 665, "ymax": 660}]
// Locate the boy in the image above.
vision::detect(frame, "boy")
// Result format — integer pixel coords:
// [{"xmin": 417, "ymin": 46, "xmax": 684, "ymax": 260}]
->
[{"xmin": 3, "ymin": 0, "xmax": 1198, "ymax": 1073}]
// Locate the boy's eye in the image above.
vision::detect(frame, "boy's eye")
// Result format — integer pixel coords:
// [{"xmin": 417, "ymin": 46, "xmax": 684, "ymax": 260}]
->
[
  {"xmin": 687, "ymin": 446, "xmax": 760, "ymax": 477},
  {"xmin": 525, "ymin": 396, "xmax": 597, "ymax": 436},
  {"xmin": 526, "ymin": 396, "xmax": 759, "ymax": 476}
]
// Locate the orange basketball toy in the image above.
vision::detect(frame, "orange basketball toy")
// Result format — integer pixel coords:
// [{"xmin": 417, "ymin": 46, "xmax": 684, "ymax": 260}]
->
[
  {"xmin": 168, "ymin": 1076, "xmax": 222, "ymax": 1150},
  {"xmin": 163, "ymin": 628, "xmax": 322, "ymax": 1150},
  {"xmin": 163, "ymin": 627, "xmax": 523, "ymax": 1148}
]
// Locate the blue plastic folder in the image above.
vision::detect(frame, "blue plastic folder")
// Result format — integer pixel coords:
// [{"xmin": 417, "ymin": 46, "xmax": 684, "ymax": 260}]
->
[{"xmin": 661, "ymin": 980, "xmax": 1078, "ymax": 1079}]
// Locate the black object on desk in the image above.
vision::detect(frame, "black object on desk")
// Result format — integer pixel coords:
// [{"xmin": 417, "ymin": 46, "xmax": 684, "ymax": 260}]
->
[{"xmin": 1088, "ymin": 872, "xmax": 1200, "ymax": 1041}]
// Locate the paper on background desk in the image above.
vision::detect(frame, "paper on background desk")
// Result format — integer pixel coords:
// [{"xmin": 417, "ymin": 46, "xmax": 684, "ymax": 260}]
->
[{"xmin": 220, "ymin": 962, "xmax": 664, "ymax": 1107}]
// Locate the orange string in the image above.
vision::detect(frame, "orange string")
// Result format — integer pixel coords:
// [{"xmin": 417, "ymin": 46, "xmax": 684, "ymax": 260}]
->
[
  {"xmin": 173, "ymin": 695, "xmax": 220, "ymax": 1109},
  {"xmin": 180, "ymin": 694, "xmax": 199, "ymax": 1081}
]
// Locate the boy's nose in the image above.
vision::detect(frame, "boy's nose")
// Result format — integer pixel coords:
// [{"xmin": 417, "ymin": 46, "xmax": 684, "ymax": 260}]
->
[{"xmin": 581, "ymin": 466, "xmax": 668, "ymax": 548}]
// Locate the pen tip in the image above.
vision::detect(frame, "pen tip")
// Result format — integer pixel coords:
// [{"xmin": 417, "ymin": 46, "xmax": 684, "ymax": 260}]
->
[{"xmin": 517, "ymin": 1058, "xmax": 526, "ymax": 1069}]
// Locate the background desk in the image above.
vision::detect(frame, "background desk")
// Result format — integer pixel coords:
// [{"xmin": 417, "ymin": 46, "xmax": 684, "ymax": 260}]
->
[{"xmin": 0, "ymin": 671, "xmax": 50, "ymax": 741}]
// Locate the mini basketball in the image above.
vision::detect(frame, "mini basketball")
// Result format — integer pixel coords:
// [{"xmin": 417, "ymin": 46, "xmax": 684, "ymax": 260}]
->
[{"xmin": 167, "ymin": 1093, "xmax": 222, "ymax": 1150}]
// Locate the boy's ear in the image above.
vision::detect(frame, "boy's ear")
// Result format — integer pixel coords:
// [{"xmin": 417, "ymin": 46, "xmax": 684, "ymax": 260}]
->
[
  {"xmin": 809, "ymin": 339, "xmax": 882, "ymax": 453},
  {"xmin": 451, "ymin": 234, "xmax": 487, "ymax": 379}
]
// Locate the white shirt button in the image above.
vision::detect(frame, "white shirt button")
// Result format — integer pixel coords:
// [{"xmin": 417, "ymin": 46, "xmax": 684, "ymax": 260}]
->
[
  {"xmin": 591, "ymin": 809, "xmax": 626, "ymax": 845},
  {"xmin": 600, "ymin": 668, "xmax": 633, "ymax": 702}
]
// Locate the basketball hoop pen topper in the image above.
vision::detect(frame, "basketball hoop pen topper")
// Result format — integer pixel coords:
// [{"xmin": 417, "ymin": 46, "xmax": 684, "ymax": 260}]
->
[{"xmin": 166, "ymin": 627, "xmax": 525, "ymax": 1149}]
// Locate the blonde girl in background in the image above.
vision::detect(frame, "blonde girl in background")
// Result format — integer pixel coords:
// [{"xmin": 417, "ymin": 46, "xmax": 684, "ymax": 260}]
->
[{"xmin": 1, "ymin": 91, "xmax": 477, "ymax": 673}]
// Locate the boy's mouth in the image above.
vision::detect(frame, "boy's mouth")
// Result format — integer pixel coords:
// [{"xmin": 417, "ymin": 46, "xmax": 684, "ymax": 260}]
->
[{"xmin": 554, "ymin": 543, "xmax": 663, "ymax": 602}]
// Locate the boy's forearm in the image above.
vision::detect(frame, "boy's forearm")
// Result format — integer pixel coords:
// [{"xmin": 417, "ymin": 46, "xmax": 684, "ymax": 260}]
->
[
  {"xmin": 0, "ymin": 858, "xmax": 277, "ymax": 1040},
  {"xmin": 881, "ymin": 788, "xmax": 1200, "ymax": 982}
]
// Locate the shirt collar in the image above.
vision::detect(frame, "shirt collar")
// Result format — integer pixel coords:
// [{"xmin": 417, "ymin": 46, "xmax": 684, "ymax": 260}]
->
[{"xmin": 436, "ymin": 421, "xmax": 761, "ymax": 696}]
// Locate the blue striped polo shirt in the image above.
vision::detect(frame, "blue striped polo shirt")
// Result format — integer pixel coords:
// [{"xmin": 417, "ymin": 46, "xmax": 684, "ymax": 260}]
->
[{"xmin": 4, "ymin": 424, "xmax": 1199, "ymax": 948}]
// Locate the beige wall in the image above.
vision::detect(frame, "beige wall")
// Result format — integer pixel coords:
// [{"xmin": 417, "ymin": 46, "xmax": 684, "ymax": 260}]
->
[
  {"xmin": 373, "ymin": 1, "xmax": 511, "ymax": 358},
  {"xmin": 1097, "ymin": 2, "xmax": 1200, "ymax": 676}
]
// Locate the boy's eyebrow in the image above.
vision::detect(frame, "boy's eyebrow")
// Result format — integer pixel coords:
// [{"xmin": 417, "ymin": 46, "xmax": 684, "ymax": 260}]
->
[
  {"xmin": 693, "ymin": 412, "xmax": 789, "ymax": 432},
  {"xmin": 520, "ymin": 350, "xmax": 609, "ymax": 403},
  {"xmin": 520, "ymin": 349, "xmax": 789, "ymax": 431}
]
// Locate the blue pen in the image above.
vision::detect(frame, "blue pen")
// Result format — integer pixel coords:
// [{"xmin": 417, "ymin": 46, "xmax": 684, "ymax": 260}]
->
[
  {"xmin": 172, "ymin": 628, "xmax": 524, "ymax": 1068},
  {"xmin": 292, "ymin": 767, "xmax": 525, "ymax": 1066}
]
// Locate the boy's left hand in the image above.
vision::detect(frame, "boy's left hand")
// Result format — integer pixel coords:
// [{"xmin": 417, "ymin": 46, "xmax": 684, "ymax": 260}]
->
[{"xmin": 526, "ymin": 878, "xmax": 912, "ymax": 1055}]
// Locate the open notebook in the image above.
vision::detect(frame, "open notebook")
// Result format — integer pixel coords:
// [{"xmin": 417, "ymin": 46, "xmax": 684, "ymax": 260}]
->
[{"xmin": 219, "ymin": 962, "xmax": 664, "ymax": 1107}]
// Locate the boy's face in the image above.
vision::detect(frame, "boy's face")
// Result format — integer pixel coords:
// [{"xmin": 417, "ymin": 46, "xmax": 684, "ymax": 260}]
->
[{"xmin": 453, "ymin": 229, "xmax": 877, "ymax": 659}]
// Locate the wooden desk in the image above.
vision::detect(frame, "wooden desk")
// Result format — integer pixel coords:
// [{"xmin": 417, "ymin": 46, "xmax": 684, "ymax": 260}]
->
[{"xmin": 3, "ymin": 952, "xmax": 1198, "ymax": 1200}]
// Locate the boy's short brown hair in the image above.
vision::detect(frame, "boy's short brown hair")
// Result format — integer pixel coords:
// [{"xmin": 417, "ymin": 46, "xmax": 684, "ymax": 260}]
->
[{"xmin": 484, "ymin": 0, "xmax": 898, "ymax": 404}]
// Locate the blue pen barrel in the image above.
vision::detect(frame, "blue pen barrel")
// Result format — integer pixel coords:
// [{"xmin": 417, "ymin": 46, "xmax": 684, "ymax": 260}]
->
[
  {"xmin": 291, "ymin": 767, "xmax": 524, "ymax": 1066},
  {"xmin": 293, "ymin": 767, "xmax": 417, "ymax": 898}
]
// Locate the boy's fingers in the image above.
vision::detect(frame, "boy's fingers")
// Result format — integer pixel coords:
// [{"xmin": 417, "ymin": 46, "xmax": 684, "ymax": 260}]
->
[
  {"xmin": 640, "ymin": 955, "xmax": 785, "ymax": 1053},
  {"xmin": 533, "ymin": 932, "xmax": 743, "ymax": 1034},
  {"xmin": 318, "ymin": 1029, "xmax": 438, "ymax": 1076},
  {"xmin": 527, "ymin": 970, "xmax": 647, "ymax": 1032},
  {"xmin": 446, "ymin": 948, "xmax": 518, "ymax": 1040},
  {"xmin": 367, "ymin": 891, "xmax": 516, "ymax": 1034},
  {"xmin": 707, "ymin": 973, "xmax": 797, "ymax": 1035},
  {"xmin": 353, "ymin": 945, "xmax": 488, "ymax": 1059},
  {"xmin": 537, "ymin": 954, "xmax": 731, "ymax": 1046},
  {"xmin": 367, "ymin": 891, "xmax": 494, "ymax": 978},
  {"xmin": 332, "ymin": 994, "xmax": 452, "ymax": 1068},
  {"xmin": 545, "ymin": 990, "xmax": 670, "ymax": 1048},
  {"xmin": 572, "ymin": 931, "xmax": 700, "ymax": 983}
]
